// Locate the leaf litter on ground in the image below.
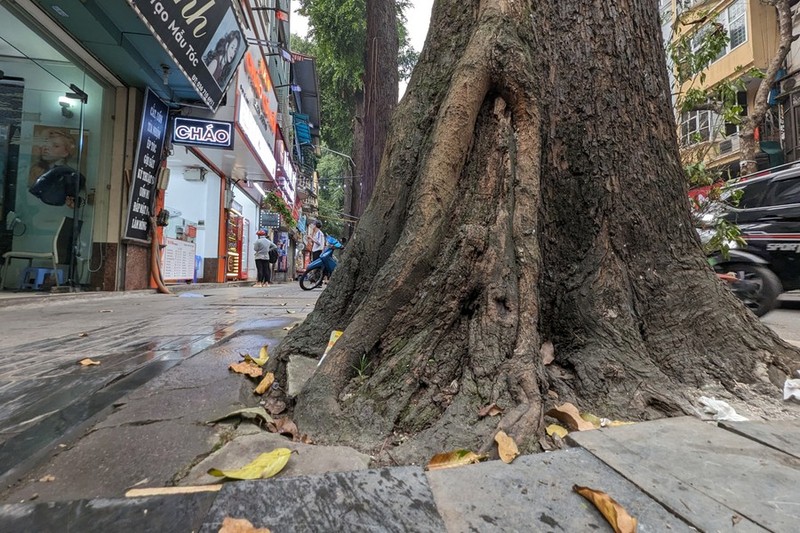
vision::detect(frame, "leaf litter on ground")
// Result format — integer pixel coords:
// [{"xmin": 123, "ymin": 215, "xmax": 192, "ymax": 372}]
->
[
  {"xmin": 426, "ymin": 450, "xmax": 486, "ymax": 471},
  {"xmin": 494, "ymin": 430, "xmax": 520, "ymax": 464},
  {"xmin": 78, "ymin": 358, "xmax": 101, "ymax": 366},
  {"xmin": 209, "ymin": 407, "xmax": 274, "ymax": 427},
  {"xmin": 254, "ymin": 372, "xmax": 275, "ymax": 395},
  {"xmin": 229, "ymin": 361, "xmax": 263, "ymax": 379},
  {"xmin": 208, "ymin": 448, "xmax": 292, "ymax": 480},
  {"xmin": 219, "ymin": 516, "xmax": 271, "ymax": 533},
  {"xmin": 478, "ymin": 403, "xmax": 503, "ymax": 417},
  {"xmin": 573, "ymin": 485, "xmax": 637, "ymax": 533},
  {"xmin": 242, "ymin": 346, "xmax": 269, "ymax": 367}
]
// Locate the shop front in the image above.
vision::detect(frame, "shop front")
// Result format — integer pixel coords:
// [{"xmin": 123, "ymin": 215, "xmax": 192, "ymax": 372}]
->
[{"xmin": 0, "ymin": 3, "xmax": 115, "ymax": 291}]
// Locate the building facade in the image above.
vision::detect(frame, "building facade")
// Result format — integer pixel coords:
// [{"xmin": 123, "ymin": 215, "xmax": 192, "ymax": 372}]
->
[{"xmin": 0, "ymin": 0, "xmax": 319, "ymax": 294}]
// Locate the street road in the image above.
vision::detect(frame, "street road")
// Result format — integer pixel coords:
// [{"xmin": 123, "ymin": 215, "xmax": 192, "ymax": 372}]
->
[{"xmin": 765, "ymin": 293, "xmax": 800, "ymax": 347}]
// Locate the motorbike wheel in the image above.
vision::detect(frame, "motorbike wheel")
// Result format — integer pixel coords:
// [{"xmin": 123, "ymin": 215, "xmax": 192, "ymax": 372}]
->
[
  {"xmin": 725, "ymin": 263, "xmax": 782, "ymax": 317},
  {"xmin": 299, "ymin": 268, "xmax": 324, "ymax": 290}
]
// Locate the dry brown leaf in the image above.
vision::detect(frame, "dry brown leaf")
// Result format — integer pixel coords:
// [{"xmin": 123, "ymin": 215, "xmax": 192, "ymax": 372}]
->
[
  {"xmin": 229, "ymin": 362, "xmax": 263, "ymax": 379},
  {"xmin": 219, "ymin": 517, "xmax": 271, "ymax": 533},
  {"xmin": 270, "ymin": 417, "xmax": 299, "ymax": 439},
  {"xmin": 541, "ymin": 341, "xmax": 555, "ymax": 365},
  {"xmin": 78, "ymin": 358, "xmax": 101, "ymax": 366},
  {"xmin": 263, "ymin": 398, "xmax": 286, "ymax": 415},
  {"xmin": 298, "ymin": 434, "xmax": 314, "ymax": 444},
  {"xmin": 478, "ymin": 403, "xmax": 504, "ymax": 417},
  {"xmin": 426, "ymin": 450, "xmax": 485, "ymax": 471},
  {"xmin": 39, "ymin": 475, "xmax": 55, "ymax": 482},
  {"xmin": 254, "ymin": 372, "xmax": 275, "ymax": 395},
  {"xmin": 573, "ymin": 485, "xmax": 638, "ymax": 533},
  {"xmin": 494, "ymin": 430, "xmax": 520, "ymax": 464},
  {"xmin": 546, "ymin": 403, "xmax": 595, "ymax": 431},
  {"xmin": 546, "ymin": 424, "xmax": 569, "ymax": 439},
  {"xmin": 732, "ymin": 514, "xmax": 742, "ymax": 526}
]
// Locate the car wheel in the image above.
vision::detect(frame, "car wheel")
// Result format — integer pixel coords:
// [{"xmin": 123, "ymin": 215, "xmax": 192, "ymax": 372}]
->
[{"xmin": 727, "ymin": 263, "xmax": 782, "ymax": 317}]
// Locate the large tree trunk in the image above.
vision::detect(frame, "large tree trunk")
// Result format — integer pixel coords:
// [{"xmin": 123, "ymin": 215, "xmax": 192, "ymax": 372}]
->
[{"xmin": 277, "ymin": 0, "xmax": 799, "ymax": 464}]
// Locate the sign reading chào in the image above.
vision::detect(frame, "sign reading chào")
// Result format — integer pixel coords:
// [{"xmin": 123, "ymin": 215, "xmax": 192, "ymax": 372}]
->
[{"xmin": 172, "ymin": 117, "xmax": 234, "ymax": 150}]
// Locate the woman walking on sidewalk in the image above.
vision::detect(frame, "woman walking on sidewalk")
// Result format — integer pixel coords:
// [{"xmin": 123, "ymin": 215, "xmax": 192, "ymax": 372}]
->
[{"xmin": 254, "ymin": 229, "xmax": 277, "ymax": 287}]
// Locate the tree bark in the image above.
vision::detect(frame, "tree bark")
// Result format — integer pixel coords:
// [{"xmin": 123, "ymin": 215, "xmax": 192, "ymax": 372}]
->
[
  {"xmin": 276, "ymin": 0, "xmax": 800, "ymax": 464},
  {"xmin": 739, "ymin": 0, "xmax": 795, "ymax": 175},
  {"xmin": 360, "ymin": 0, "xmax": 399, "ymax": 217}
]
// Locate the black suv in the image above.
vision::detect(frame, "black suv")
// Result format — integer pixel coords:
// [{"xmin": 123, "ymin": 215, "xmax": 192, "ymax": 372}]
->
[{"xmin": 703, "ymin": 166, "xmax": 800, "ymax": 315}]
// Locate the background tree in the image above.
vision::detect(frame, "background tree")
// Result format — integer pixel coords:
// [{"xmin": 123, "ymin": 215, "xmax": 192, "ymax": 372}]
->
[
  {"xmin": 297, "ymin": 0, "xmax": 417, "ymax": 232},
  {"xmin": 275, "ymin": 0, "xmax": 800, "ymax": 464}
]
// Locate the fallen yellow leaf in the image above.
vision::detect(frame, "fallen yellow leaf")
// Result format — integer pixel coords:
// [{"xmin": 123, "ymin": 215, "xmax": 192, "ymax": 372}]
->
[
  {"xmin": 78, "ymin": 358, "xmax": 100, "ymax": 366},
  {"xmin": 581, "ymin": 412, "xmax": 602, "ymax": 428},
  {"xmin": 478, "ymin": 403, "xmax": 503, "ymax": 417},
  {"xmin": 495, "ymin": 430, "xmax": 519, "ymax": 464},
  {"xmin": 39, "ymin": 475, "xmax": 55, "ymax": 482},
  {"xmin": 229, "ymin": 362, "xmax": 263, "ymax": 378},
  {"xmin": 546, "ymin": 403, "xmax": 595, "ymax": 431},
  {"xmin": 243, "ymin": 346, "xmax": 269, "ymax": 367},
  {"xmin": 219, "ymin": 516, "xmax": 271, "ymax": 533},
  {"xmin": 573, "ymin": 485, "xmax": 638, "ymax": 533},
  {"xmin": 254, "ymin": 372, "xmax": 275, "ymax": 395},
  {"xmin": 208, "ymin": 448, "xmax": 292, "ymax": 480},
  {"xmin": 546, "ymin": 424, "xmax": 569, "ymax": 439},
  {"xmin": 602, "ymin": 419, "xmax": 635, "ymax": 428},
  {"xmin": 426, "ymin": 450, "xmax": 485, "ymax": 471}
]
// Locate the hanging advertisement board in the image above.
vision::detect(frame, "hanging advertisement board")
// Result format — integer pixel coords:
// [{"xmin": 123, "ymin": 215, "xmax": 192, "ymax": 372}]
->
[
  {"xmin": 123, "ymin": 88, "xmax": 169, "ymax": 243},
  {"xmin": 125, "ymin": 0, "xmax": 247, "ymax": 110},
  {"xmin": 172, "ymin": 117, "xmax": 234, "ymax": 150}
]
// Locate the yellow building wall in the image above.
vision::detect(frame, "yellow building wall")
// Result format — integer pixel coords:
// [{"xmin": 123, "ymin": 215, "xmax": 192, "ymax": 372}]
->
[{"xmin": 676, "ymin": 0, "xmax": 777, "ymax": 91}]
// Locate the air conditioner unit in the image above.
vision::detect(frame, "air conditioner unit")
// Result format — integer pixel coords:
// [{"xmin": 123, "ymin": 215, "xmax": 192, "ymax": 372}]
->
[
  {"xmin": 183, "ymin": 167, "xmax": 206, "ymax": 181},
  {"xmin": 781, "ymin": 77, "xmax": 796, "ymax": 95},
  {"xmin": 719, "ymin": 139, "xmax": 733, "ymax": 154}
]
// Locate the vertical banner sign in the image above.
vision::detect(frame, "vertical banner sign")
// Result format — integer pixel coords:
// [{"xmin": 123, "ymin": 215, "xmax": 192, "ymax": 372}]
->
[
  {"xmin": 126, "ymin": 0, "xmax": 247, "ymax": 111},
  {"xmin": 124, "ymin": 88, "xmax": 169, "ymax": 243}
]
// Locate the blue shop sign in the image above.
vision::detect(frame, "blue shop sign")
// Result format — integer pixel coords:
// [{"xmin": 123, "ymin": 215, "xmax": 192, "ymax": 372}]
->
[{"xmin": 172, "ymin": 117, "xmax": 234, "ymax": 150}]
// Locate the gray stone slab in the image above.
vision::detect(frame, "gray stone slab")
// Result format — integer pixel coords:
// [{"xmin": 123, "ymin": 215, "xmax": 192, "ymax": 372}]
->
[
  {"xmin": 426, "ymin": 448, "xmax": 691, "ymax": 533},
  {"xmin": 0, "ymin": 492, "xmax": 217, "ymax": 533},
  {"xmin": 4, "ymin": 421, "xmax": 220, "ymax": 503},
  {"xmin": 180, "ymin": 432, "xmax": 371, "ymax": 486},
  {"xmin": 719, "ymin": 419, "xmax": 800, "ymax": 459},
  {"xmin": 569, "ymin": 417, "xmax": 800, "ymax": 532},
  {"xmin": 286, "ymin": 355, "xmax": 318, "ymax": 397},
  {"xmin": 200, "ymin": 466, "xmax": 446, "ymax": 533}
]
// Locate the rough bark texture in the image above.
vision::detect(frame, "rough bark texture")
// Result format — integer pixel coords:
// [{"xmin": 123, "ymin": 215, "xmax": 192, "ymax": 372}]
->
[
  {"xmin": 275, "ymin": 0, "xmax": 800, "ymax": 464},
  {"xmin": 360, "ymin": 0, "xmax": 400, "ymax": 216}
]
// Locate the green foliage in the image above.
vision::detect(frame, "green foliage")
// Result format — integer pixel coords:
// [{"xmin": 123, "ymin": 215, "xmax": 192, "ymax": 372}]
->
[
  {"xmin": 262, "ymin": 192, "xmax": 297, "ymax": 229},
  {"xmin": 352, "ymin": 352, "xmax": 371, "ymax": 377},
  {"xmin": 294, "ymin": 0, "xmax": 419, "ymax": 153},
  {"xmin": 315, "ymin": 154, "xmax": 347, "ymax": 239}
]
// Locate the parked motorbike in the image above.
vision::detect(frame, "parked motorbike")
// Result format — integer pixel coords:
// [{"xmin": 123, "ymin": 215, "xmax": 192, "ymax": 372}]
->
[
  {"xmin": 709, "ymin": 249, "xmax": 782, "ymax": 317},
  {"xmin": 299, "ymin": 236, "xmax": 343, "ymax": 290}
]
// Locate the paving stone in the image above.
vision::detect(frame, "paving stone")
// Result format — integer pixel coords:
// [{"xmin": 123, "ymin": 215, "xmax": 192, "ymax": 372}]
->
[
  {"xmin": 720, "ymin": 419, "xmax": 800, "ymax": 459},
  {"xmin": 200, "ymin": 466, "xmax": 445, "ymax": 533},
  {"xmin": 570, "ymin": 417, "xmax": 798, "ymax": 532},
  {"xmin": 286, "ymin": 355, "xmax": 318, "ymax": 397},
  {"xmin": 180, "ymin": 432, "xmax": 371, "ymax": 486},
  {"xmin": 0, "ymin": 492, "xmax": 217, "ymax": 533},
  {"xmin": 426, "ymin": 447, "xmax": 691, "ymax": 533},
  {"xmin": 4, "ymin": 421, "xmax": 220, "ymax": 503}
]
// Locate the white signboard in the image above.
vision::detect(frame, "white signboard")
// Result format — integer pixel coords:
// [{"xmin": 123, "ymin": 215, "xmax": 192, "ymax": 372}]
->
[{"xmin": 161, "ymin": 238, "xmax": 196, "ymax": 281}]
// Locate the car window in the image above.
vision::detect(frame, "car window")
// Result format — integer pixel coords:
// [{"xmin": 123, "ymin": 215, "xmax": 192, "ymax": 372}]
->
[
  {"xmin": 767, "ymin": 177, "xmax": 800, "ymax": 206},
  {"xmin": 722, "ymin": 179, "xmax": 769, "ymax": 208}
]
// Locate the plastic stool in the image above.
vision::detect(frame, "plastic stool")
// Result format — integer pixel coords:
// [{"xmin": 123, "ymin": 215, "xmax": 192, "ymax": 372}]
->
[{"xmin": 19, "ymin": 267, "xmax": 64, "ymax": 290}]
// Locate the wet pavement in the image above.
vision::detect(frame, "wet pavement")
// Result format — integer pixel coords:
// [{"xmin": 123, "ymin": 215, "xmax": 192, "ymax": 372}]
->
[{"xmin": 0, "ymin": 283, "xmax": 320, "ymax": 492}]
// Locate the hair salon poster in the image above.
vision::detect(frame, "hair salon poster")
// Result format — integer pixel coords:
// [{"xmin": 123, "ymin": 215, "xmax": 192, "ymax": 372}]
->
[
  {"xmin": 123, "ymin": 88, "xmax": 169, "ymax": 243},
  {"xmin": 126, "ymin": 0, "xmax": 247, "ymax": 111}
]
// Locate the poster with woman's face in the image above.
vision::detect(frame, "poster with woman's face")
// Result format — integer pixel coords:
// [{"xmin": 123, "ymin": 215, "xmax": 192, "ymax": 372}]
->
[
  {"xmin": 202, "ymin": 9, "xmax": 245, "ymax": 90},
  {"xmin": 28, "ymin": 125, "xmax": 88, "ymax": 208}
]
